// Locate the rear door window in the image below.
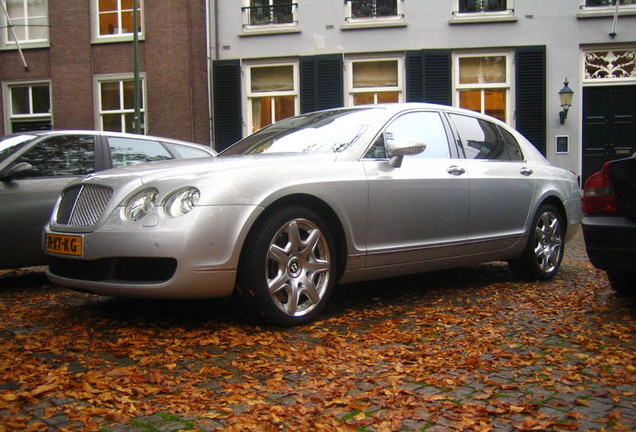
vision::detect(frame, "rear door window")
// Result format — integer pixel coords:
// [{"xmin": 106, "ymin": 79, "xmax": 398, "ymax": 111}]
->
[
  {"xmin": 449, "ymin": 113, "xmax": 523, "ymax": 161},
  {"xmin": 107, "ymin": 137, "xmax": 173, "ymax": 168},
  {"xmin": 166, "ymin": 143, "xmax": 213, "ymax": 159}
]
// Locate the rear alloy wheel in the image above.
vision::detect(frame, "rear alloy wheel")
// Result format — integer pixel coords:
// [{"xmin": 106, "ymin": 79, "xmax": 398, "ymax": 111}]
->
[
  {"xmin": 509, "ymin": 204, "xmax": 564, "ymax": 280},
  {"xmin": 238, "ymin": 206, "xmax": 336, "ymax": 326}
]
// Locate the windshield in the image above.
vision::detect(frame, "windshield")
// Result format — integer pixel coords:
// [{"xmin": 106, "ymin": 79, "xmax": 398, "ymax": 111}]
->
[
  {"xmin": 0, "ymin": 134, "xmax": 37, "ymax": 163},
  {"xmin": 221, "ymin": 108, "xmax": 385, "ymax": 156}
]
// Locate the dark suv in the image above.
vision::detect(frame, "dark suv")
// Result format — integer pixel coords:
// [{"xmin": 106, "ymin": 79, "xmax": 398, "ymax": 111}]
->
[{"xmin": 582, "ymin": 154, "xmax": 636, "ymax": 294}]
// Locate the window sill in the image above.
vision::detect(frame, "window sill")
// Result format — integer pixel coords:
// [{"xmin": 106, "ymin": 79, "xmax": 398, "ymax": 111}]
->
[
  {"xmin": 577, "ymin": 6, "xmax": 636, "ymax": 19},
  {"xmin": 341, "ymin": 18, "xmax": 407, "ymax": 31},
  {"xmin": 239, "ymin": 25, "xmax": 301, "ymax": 37},
  {"xmin": 91, "ymin": 34, "xmax": 146, "ymax": 44},
  {"xmin": 449, "ymin": 13, "xmax": 518, "ymax": 25},
  {"xmin": 0, "ymin": 41, "xmax": 50, "ymax": 50}
]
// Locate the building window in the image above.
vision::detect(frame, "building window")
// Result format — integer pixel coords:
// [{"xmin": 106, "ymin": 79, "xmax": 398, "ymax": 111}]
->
[
  {"xmin": 347, "ymin": 58, "xmax": 403, "ymax": 106},
  {"xmin": 3, "ymin": 81, "xmax": 52, "ymax": 133},
  {"xmin": 450, "ymin": 0, "xmax": 515, "ymax": 23},
  {"xmin": 583, "ymin": 49, "xmax": 636, "ymax": 82},
  {"xmin": 453, "ymin": 53, "xmax": 512, "ymax": 123},
  {"xmin": 242, "ymin": 0, "xmax": 297, "ymax": 27},
  {"xmin": 0, "ymin": 0, "xmax": 49, "ymax": 49},
  {"xmin": 91, "ymin": 0, "xmax": 144, "ymax": 42},
  {"xmin": 344, "ymin": 0, "xmax": 404, "ymax": 24},
  {"xmin": 578, "ymin": 0, "xmax": 636, "ymax": 17},
  {"xmin": 457, "ymin": 0, "xmax": 507, "ymax": 12},
  {"xmin": 95, "ymin": 75, "xmax": 146, "ymax": 133},
  {"xmin": 246, "ymin": 63, "xmax": 298, "ymax": 133},
  {"xmin": 584, "ymin": 0, "xmax": 636, "ymax": 6}
]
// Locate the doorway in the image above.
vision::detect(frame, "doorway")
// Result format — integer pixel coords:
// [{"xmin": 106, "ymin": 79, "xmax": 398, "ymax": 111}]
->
[{"xmin": 582, "ymin": 85, "xmax": 636, "ymax": 185}]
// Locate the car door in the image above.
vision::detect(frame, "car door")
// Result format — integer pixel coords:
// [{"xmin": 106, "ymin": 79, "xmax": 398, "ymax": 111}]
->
[
  {"xmin": 363, "ymin": 111, "xmax": 469, "ymax": 267},
  {"xmin": 0, "ymin": 134, "xmax": 96, "ymax": 268},
  {"xmin": 448, "ymin": 113, "xmax": 535, "ymax": 254}
]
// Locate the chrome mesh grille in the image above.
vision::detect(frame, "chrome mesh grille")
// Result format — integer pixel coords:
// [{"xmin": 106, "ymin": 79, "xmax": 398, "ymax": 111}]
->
[{"xmin": 56, "ymin": 184, "xmax": 113, "ymax": 227}]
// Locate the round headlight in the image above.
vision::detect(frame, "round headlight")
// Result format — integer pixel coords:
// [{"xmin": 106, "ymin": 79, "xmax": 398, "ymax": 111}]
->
[
  {"xmin": 164, "ymin": 187, "xmax": 200, "ymax": 218},
  {"xmin": 125, "ymin": 188, "xmax": 158, "ymax": 221}
]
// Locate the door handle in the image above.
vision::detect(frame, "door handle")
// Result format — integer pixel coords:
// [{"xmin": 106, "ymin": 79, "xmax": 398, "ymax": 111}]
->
[
  {"xmin": 447, "ymin": 165, "xmax": 466, "ymax": 176},
  {"xmin": 520, "ymin": 167, "xmax": 533, "ymax": 176}
]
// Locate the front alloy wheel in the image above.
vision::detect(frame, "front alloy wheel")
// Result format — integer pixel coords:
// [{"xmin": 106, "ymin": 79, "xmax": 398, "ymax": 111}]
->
[
  {"xmin": 509, "ymin": 204, "xmax": 564, "ymax": 281},
  {"xmin": 238, "ymin": 206, "xmax": 336, "ymax": 326},
  {"xmin": 266, "ymin": 218, "xmax": 332, "ymax": 317}
]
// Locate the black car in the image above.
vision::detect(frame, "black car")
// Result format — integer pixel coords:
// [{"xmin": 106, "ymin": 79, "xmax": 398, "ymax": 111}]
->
[
  {"xmin": 582, "ymin": 154, "xmax": 636, "ymax": 293},
  {"xmin": 0, "ymin": 130, "xmax": 216, "ymax": 269}
]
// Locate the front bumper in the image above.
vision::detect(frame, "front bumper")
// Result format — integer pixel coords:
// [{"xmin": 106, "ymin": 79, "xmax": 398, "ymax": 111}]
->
[
  {"xmin": 582, "ymin": 215, "xmax": 636, "ymax": 274},
  {"xmin": 44, "ymin": 204, "xmax": 261, "ymax": 299}
]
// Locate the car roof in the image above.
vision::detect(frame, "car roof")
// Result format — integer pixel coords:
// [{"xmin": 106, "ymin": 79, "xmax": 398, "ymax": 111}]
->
[{"xmin": 13, "ymin": 130, "xmax": 215, "ymax": 153}]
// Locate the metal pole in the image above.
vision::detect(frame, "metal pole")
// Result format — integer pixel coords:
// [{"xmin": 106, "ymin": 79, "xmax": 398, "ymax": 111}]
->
[
  {"xmin": 0, "ymin": 0, "xmax": 28, "ymax": 70},
  {"xmin": 133, "ymin": 0, "xmax": 141, "ymax": 133}
]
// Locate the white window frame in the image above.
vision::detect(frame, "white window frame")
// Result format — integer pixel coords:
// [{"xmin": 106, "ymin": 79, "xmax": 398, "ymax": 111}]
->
[
  {"xmin": 90, "ymin": 0, "xmax": 145, "ymax": 44},
  {"xmin": 449, "ymin": 0, "xmax": 516, "ymax": 24},
  {"xmin": 0, "ymin": 0, "xmax": 49, "ymax": 49},
  {"xmin": 345, "ymin": 55, "xmax": 405, "ymax": 106},
  {"xmin": 342, "ymin": 0, "xmax": 405, "ymax": 30},
  {"xmin": 577, "ymin": 0, "xmax": 636, "ymax": 18},
  {"xmin": 240, "ymin": 0, "xmax": 299, "ymax": 36},
  {"xmin": 452, "ymin": 51, "xmax": 514, "ymax": 125},
  {"xmin": 94, "ymin": 74, "xmax": 147, "ymax": 134},
  {"xmin": 244, "ymin": 60, "xmax": 299, "ymax": 135},
  {"xmin": 2, "ymin": 80, "xmax": 52, "ymax": 133}
]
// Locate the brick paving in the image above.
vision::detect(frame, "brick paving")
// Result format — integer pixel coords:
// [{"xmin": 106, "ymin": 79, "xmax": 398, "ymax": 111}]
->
[{"xmin": 1, "ymin": 231, "xmax": 635, "ymax": 431}]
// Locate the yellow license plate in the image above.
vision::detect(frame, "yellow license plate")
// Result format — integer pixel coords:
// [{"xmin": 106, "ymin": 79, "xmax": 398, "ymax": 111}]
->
[{"xmin": 45, "ymin": 234, "xmax": 83, "ymax": 257}]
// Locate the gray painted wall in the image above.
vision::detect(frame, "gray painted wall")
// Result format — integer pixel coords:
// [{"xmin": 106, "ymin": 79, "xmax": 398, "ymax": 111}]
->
[{"xmin": 209, "ymin": 1, "xmax": 636, "ymax": 175}]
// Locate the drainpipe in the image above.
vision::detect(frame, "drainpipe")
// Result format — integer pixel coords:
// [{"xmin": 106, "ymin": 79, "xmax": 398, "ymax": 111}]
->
[
  {"xmin": 609, "ymin": 0, "xmax": 620, "ymax": 38},
  {"xmin": 133, "ymin": 0, "xmax": 141, "ymax": 134},
  {"xmin": 206, "ymin": 0, "xmax": 220, "ymax": 147}
]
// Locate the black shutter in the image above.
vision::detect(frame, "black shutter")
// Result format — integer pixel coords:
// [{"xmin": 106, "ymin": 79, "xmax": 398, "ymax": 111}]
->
[
  {"xmin": 300, "ymin": 54, "xmax": 343, "ymax": 113},
  {"xmin": 423, "ymin": 50, "xmax": 452, "ymax": 106},
  {"xmin": 405, "ymin": 51, "xmax": 424, "ymax": 102},
  {"xmin": 213, "ymin": 60, "xmax": 242, "ymax": 152},
  {"xmin": 516, "ymin": 46, "xmax": 546, "ymax": 155},
  {"xmin": 406, "ymin": 50, "xmax": 451, "ymax": 106}
]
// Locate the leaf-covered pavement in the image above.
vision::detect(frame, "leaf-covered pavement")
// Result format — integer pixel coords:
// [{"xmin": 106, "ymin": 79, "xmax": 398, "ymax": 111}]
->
[{"xmin": 1, "ymin": 234, "xmax": 634, "ymax": 431}]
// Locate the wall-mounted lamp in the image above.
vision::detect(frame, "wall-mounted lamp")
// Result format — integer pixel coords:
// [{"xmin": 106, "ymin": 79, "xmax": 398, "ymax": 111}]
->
[{"xmin": 558, "ymin": 79, "xmax": 574, "ymax": 125}]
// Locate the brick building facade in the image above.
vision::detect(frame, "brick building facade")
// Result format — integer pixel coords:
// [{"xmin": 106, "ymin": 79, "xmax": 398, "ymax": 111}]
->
[{"xmin": 0, "ymin": 0, "xmax": 210, "ymax": 145}]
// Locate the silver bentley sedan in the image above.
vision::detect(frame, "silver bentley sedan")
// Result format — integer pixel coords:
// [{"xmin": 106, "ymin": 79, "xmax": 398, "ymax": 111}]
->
[{"xmin": 44, "ymin": 104, "xmax": 582, "ymax": 326}]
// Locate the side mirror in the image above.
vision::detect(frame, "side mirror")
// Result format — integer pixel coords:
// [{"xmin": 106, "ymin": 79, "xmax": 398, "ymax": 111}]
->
[
  {"xmin": 386, "ymin": 137, "xmax": 426, "ymax": 168},
  {"xmin": 0, "ymin": 162, "xmax": 34, "ymax": 181}
]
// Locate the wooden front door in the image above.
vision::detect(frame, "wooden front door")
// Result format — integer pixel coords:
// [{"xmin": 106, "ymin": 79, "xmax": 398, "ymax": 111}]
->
[{"xmin": 582, "ymin": 85, "xmax": 636, "ymax": 185}]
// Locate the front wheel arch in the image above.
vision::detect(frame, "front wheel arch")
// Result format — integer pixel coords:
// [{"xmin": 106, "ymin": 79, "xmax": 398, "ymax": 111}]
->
[
  {"xmin": 246, "ymin": 194, "xmax": 348, "ymax": 282},
  {"xmin": 235, "ymin": 197, "xmax": 345, "ymax": 326}
]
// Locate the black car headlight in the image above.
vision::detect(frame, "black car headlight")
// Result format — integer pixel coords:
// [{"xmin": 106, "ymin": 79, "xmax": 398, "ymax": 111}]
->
[{"xmin": 163, "ymin": 187, "xmax": 200, "ymax": 218}]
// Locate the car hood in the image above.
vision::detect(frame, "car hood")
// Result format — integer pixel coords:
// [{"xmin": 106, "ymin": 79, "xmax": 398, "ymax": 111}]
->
[{"xmin": 74, "ymin": 153, "xmax": 340, "ymax": 189}]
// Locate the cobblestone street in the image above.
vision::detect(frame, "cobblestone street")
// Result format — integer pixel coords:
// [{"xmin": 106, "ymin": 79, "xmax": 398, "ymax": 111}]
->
[{"xmin": 1, "ymin": 232, "xmax": 635, "ymax": 431}]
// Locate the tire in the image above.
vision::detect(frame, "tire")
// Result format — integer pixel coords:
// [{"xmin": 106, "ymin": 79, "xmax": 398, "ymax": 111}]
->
[
  {"xmin": 237, "ymin": 205, "xmax": 336, "ymax": 327},
  {"xmin": 607, "ymin": 271, "xmax": 636, "ymax": 295},
  {"xmin": 508, "ymin": 204, "xmax": 564, "ymax": 281}
]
